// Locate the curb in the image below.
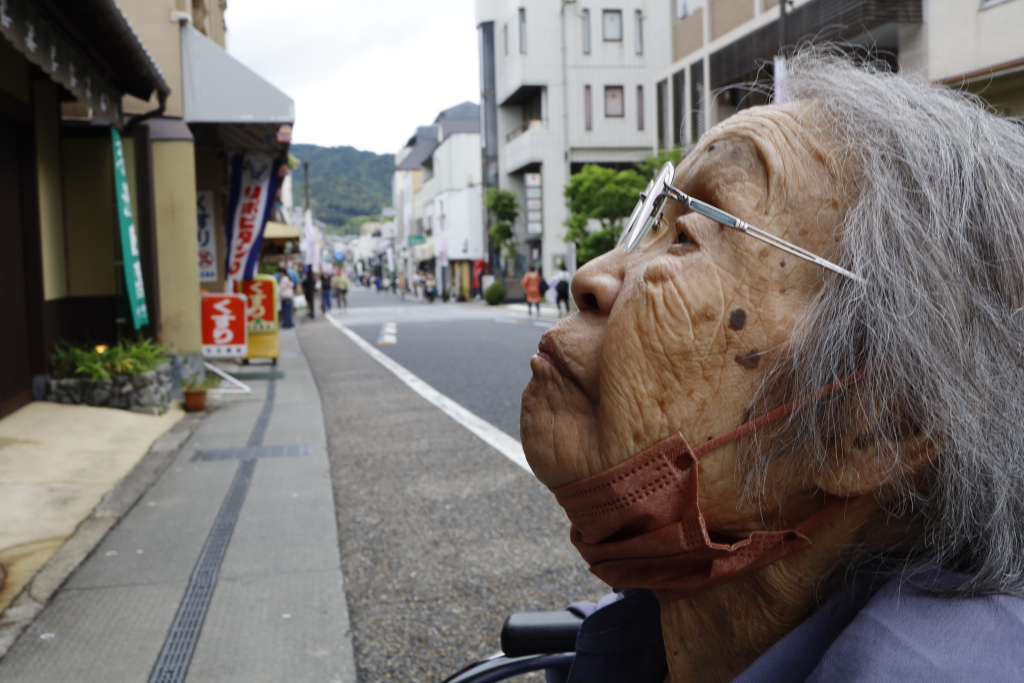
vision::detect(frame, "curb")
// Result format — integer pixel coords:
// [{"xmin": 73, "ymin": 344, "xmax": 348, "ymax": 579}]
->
[{"xmin": 0, "ymin": 410, "xmax": 206, "ymax": 660}]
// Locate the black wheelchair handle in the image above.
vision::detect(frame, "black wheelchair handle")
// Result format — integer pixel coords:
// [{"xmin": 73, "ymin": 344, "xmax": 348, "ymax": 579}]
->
[{"xmin": 500, "ymin": 610, "xmax": 584, "ymax": 657}]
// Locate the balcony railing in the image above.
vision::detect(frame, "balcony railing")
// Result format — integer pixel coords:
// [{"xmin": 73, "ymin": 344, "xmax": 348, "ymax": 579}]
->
[{"xmin": 506, "ymin": 118, "xmax": 542, "ymax": 143}]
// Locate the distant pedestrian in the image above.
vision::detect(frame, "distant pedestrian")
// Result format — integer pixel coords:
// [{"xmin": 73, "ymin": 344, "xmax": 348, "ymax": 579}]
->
[
  {"xmin": 550, "ymin": 264, "xmax": 571, "ymax": 316},
  {"xmin": 277, "ymin": 267, "xmax": 295, "ymax": 329},
  {"xmin": 397, "ymin": 272, "xmax": 407, "ymax": 300},
  {"xmin": 522, "ymin": 266, "xmax": 543, "ymax": 316},
  {"xmin": 334, "ymin": 271, "xmax": 349, "ymax": 312},
  {"xmin": 303, "ymin": 267, "xmax": 317, "ymax": 319},
  {"xmin": 425, "ymin": 274, "xmax": 437, "ymax": 303},
  {"xmin": 321, "ymin": 272, "xmax": 333, "ymax": 311}
]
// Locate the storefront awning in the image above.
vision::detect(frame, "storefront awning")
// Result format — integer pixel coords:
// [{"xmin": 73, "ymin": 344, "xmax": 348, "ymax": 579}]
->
[
  {"xmin": 263, "ymin": 221, "xmax": 300, "ymax": 240},
  {"xmin": 0, "ymin": 0, "xmax": 170, "ymax": 126},
  {"xmin": 181, "ymin": 24, "xmax": 294, "ymax": 124}
]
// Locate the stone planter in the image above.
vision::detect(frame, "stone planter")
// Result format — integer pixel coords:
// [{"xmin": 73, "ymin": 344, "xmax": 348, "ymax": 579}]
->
[{"xmin": 46, "ymin": 362, "xmax": 173, "ymax": 415}]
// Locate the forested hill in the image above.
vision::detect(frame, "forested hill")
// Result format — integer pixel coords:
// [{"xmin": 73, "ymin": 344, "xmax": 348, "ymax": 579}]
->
[{"xmin": 289, "ymin": 143, "xmax": 394, "ymax": 233}]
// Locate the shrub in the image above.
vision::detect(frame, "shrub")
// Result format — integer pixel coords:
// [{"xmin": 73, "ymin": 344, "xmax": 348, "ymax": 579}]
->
[
  {"xmin": 484, "ymin": 281, "xmax": 506, "ymax": 306},
  {"xmin": 180, "ymin": 371, "xmax": 219, "ymax": 392},
  {"xmin": 51, "ymin": 337, "xmax": 165, "ymax": 381}
]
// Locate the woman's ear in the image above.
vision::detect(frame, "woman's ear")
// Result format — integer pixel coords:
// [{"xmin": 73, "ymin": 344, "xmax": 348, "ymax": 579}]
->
[{"xmin": 812, "ymin": 415, "xmax": 940, "ymax": 497}]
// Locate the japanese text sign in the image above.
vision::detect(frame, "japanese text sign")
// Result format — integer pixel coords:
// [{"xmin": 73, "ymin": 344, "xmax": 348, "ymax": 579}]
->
[
  {"xmin": 197, "ymin": 190, "xmax": 217, "ymax": 282},
  {"xmin": 236, "ymin": 276, "xmax": 277, "ymax": 334},
  {"xmin": 224, "ymin": 154, "xmax": 281, "ymax": 286},
  {"xmin": 201, "ymin": 293, "xmax": 248, "ymax": 358},
  {"xmin": 111, "ymin": 126, "xmax": 149, "ymax": 329}
]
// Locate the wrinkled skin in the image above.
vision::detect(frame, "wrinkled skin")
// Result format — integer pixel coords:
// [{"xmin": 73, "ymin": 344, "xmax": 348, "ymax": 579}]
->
[{"xmin": 521, "ymin": 104, "xmax": 919, "ymax": 682}]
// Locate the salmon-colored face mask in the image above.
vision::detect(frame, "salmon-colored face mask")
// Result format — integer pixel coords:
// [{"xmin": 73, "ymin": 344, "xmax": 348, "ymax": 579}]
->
[{"xmin": 549, "ymin": 376, "xmax": 861, "ymax": 603}]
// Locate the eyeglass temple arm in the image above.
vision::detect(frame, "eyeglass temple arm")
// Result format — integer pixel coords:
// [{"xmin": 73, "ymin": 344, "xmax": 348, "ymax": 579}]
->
[{"xmin": 664, "ymin": 187, "xmax": 866, "ymax": 284}]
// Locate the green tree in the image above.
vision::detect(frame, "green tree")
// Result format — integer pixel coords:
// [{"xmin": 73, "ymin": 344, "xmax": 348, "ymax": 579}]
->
[
  {"xmin": 564, "ymin": 149, "xmax": 689, "ymax": 265},
  {"xmin": 485, "ymin": 187, "xmax": 520, "ymax": 262},
  {"xmin": 636, "ymin": 147, "xmax": 686, "ymax": 180},
  {"xmin": 563, "ymin": 165, "xmax": 647, "ymax": 265}
]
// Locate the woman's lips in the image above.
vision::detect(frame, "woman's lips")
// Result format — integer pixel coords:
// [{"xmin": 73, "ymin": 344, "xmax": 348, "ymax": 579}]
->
[{"xmin": 535, "ymin": 334, "xmax": 578, "ymax": 384}]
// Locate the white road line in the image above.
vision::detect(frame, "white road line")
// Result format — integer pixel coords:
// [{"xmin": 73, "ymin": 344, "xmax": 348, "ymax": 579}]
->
[{"xmin": 326, "ymin": 313, "xmax": 532, "ymax": 474}]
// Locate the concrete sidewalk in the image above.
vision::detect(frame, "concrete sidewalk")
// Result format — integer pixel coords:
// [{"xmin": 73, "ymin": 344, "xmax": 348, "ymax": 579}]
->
[
  {"xmin": 0, "ymin": 401, "xmax": 184, "ymax": 618},
  {"xmin": 0, "ymin": 329, "xmax": 356, "ymax": 683}
]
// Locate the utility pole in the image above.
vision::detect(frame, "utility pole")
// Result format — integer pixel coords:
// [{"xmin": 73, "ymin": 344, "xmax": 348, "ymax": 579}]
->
[
  {"xmin": 774, "ymin": 0, "xmax": 792, "ymax": 104},
  {"xmin": 560, "ymin": 0, "xmax": 577, "ymax": 280},
  {"xmin": 304, "ymin": 162, "xmax": 310, "ymax": 211}
]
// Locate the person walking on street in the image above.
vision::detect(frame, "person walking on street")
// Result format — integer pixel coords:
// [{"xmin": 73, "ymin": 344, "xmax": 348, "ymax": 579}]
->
[
  {"xmin": 397, "ymin": 272, "xmax": 407, "ymax": 300},
  {"xmin": 334, "ymin": 271, "xmax": 349, "ymax": 312},
  {"xmin": 522, "ymin": 266, "xmax": 543, "ymax": 316},
  {"xmin": 277, "ymin": 267, "xmax": 295, "ymax": 329},
  {"xmin": 550, "ymin": 264, "xmax": 572, "ymax": 316},
  {"xmin": 303, "ymin": 267, "xmax": 317, "ymax": 319},
  {"xmin": 320, "ymin": 271, "xmax": 333, "ymax": 312}
]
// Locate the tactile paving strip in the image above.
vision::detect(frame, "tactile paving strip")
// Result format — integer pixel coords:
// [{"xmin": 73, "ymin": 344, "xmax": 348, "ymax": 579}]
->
[
  {"xmin": 190, "ymin": 443, "xmax": 311, "ymax": 462},
  {"xmin": 247, "ymin": 379, "xmax": 276, "ymax": 448},
  {"xmin": 148, "ymin": 379, "xmax": 275, "ymax": 683}
]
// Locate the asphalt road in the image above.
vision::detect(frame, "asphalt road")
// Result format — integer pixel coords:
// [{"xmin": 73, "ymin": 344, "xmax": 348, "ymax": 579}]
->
[
  {"xmin": 297, "ymin": 308, "xmax": 606, "ymax": 683},
  {"xmin": 325, "ymin": 287, "xmax": 553, "ymax": 440}
]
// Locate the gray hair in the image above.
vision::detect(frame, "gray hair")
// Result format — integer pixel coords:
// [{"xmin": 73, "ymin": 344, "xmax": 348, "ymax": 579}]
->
[{"xmin": 743, "ymin": 47, "xmax": 1024, "ymax": 597}]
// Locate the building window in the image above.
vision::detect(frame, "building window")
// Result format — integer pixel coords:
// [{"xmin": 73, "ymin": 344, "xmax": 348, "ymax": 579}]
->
[
  {"xmin": 656, "ymin": 79, "xmax": 668, "ymax": 148},
  {"xmin": 605, "ymin": 86, "xmax": 624, "ymax": 117},
  {"xmin": 582, "ymin": 9, "xmax": 591, "ymax": 54},
  {"xmin": 690, "ymin": 59, "xmax": 705, "ymax": 143},
  {"xmin": 504, "ymin": 23, "xmax": 508, "ymax": 56},
  {"xmin": 676, "ymin": 0, "xmax": 705, "ymax": 20},
  {"xmin": 585, "ymin": 85, "xmax": 592, "ymax": 130},
  {"xmin": 518, "ymin": 8, "xmax": 526, "ymax": 54},
  {"xmin": 672, "ymin": 69, "xmax": 685, "ymax": 146},
  {"xmin": 602, "ymin": 10, "xmax": 622, "ymax": 41},
  {"xmin": 637, "ymin": 85, "xmax": 644, "ymax": 130},
  {"xmin": 634, "ymin": 10, "xmax": 643, "ymax": 54}
]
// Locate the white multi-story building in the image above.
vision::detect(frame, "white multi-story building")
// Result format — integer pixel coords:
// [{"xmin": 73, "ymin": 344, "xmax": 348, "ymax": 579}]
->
[
  {"xmin": 393, "ymin": 126, "xmax": 439, "ymax": 280},
  {"xmin": 659, "ymin": 0, "xmax": 1024, "ymax": 149},
  {"xmin": 475, "ymin": 0, "xmax": 670, "ymax": 281},
  {"xmin": 421, "ymin": 103, "xmax": 485, "ymax": 300}
]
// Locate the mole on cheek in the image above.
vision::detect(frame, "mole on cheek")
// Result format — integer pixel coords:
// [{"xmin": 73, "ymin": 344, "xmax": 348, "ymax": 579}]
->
[
  {"xmin": 735, "ymin": 350, "xmax": 762, "ymax": 369},
  {"xmin": 729, "ymin": 308, "xmax": 746, "ymax": 330}
]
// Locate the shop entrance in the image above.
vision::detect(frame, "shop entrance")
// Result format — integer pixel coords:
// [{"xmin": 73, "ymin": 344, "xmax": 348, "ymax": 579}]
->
[{"xmin": 0, "ymin": 115, "xmax": 34, "ymax": 416}]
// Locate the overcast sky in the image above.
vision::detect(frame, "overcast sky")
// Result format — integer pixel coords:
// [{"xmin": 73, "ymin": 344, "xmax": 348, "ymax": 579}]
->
[{"xmin": 225, "ymin": 0, "xmax": 480, "ymax": 155}]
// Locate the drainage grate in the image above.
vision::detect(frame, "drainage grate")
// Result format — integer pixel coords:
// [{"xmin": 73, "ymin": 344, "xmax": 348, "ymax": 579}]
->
[
  {"xmin": 148, "ymin": 458, "xmax": 255, "ymax": 683},
  {"xmin": 191, "ymin": 443, "xmax": 311, "ymax": 462},
  {"xmin": 148, "ymin": 378, "xmax": 275, "ymax": 683}
]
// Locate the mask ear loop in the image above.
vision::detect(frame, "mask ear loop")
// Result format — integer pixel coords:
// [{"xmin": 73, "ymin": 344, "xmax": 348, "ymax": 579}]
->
[
  {"xmin": 689, "ymin": 368, "xmax": 870, "ymax": 536},
  {"xmin": 691, "ymin": 368, "xmax": 869, "ymax": 459}
]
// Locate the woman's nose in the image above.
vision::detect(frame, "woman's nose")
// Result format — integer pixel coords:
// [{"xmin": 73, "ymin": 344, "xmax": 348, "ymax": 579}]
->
[{"xmin": 571, "ymin": 249, "xmax": 624, "ymax": 314}]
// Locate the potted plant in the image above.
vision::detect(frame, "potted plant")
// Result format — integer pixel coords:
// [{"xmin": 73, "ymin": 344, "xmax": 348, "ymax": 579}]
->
[{"xmin": 180, "ymin": 371, "xmax": 219, "ymax": 412}]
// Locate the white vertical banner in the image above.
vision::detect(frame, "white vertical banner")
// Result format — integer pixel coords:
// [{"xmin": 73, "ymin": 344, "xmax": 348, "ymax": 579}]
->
[
  {"xmin": 225, "ymin": 154, "xmax": 278, "ymax": 286},
  {"xmin": 438, "ymin": 233, "xmax": 449, "ymax": 268},
  {"xmin": 302, "ymin": 208, "xmax": 321, "ymax": 267},
  {"xmin": 197, "ymin": 190, "xmax": 217, "ymax": 282}
]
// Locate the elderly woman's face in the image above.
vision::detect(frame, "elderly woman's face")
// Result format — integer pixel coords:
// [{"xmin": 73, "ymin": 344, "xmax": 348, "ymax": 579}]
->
[{"xmin": 522, "ymin": 103, "xmax": 847, "ymax": 532}]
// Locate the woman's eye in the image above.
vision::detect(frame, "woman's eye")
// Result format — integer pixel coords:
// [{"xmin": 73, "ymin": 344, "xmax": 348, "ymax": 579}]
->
[{"xmin": 676, "ymin": 230, "xmax": 693, "ymax": 245}]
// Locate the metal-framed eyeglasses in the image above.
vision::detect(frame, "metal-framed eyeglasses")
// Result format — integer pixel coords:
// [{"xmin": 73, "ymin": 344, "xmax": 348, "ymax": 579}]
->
[{"xmin": 618, "ymin": 161, "xmax": 865, "ymax": 284}]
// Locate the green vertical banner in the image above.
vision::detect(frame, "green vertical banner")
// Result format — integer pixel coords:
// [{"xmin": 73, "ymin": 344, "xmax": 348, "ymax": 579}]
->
[{"xmin": 111, "ymin": 126, "xmax": 149, "ymax": 329}]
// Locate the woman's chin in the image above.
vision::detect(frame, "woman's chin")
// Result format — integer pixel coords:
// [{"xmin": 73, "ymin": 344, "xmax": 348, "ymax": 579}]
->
[{"xmin": 520, "ymin": 379, "xmax": 600, "ymax": 487}]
